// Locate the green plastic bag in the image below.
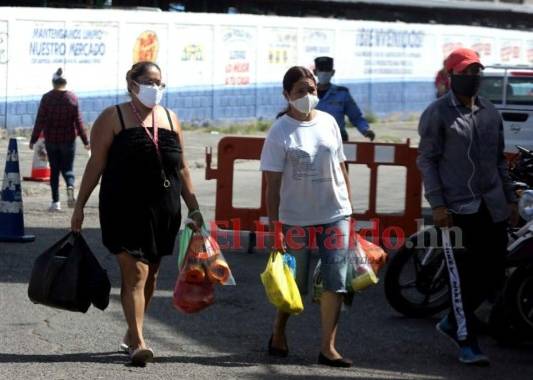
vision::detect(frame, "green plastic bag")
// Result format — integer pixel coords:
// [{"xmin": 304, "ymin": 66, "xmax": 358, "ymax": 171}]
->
[
  {"xmin": 260, "ymin": 251, "xmax": 303, "ymax": 314},
  {"xmin": 177, "ymin": 226, "xmax": 194, "ymax": 269}
]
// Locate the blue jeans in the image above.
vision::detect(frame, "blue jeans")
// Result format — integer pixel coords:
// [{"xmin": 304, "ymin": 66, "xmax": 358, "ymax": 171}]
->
[
  {"xmin": 45, "ymin": 142, "xmax": 76, "ymax": 202},
  {"xmin": 282, "ymin": 217, "xmax": 351, "ymax": 295}
]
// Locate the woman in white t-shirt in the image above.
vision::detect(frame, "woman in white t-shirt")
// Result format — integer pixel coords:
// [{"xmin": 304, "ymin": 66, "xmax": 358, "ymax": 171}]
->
[{"xmin": 260, "ymin": 66, "xmax": 354, "ymax": 367}]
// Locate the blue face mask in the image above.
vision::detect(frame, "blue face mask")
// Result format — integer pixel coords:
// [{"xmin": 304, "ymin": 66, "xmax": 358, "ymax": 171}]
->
[{"xmin": 316, "ymin": 71, "xmax": 333, "ymax": 85}]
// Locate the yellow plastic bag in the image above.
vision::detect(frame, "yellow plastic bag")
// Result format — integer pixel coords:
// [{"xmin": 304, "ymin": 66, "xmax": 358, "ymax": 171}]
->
[{"xmin": 260, "ymin": 251, "xmax": 304, "ymax": 314}]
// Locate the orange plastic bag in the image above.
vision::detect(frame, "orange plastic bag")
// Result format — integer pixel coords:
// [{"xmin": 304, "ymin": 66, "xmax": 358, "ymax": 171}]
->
[
  {"xmin": 173, "ymin": 276, "xmax": 215, "ymax": 314},
  {"xmin": 184, "ymin": 228, "xmax": 235, "ymax": 286},
  {"xmin": 173, "ymin": 227, "xmax": 235, "ymax": 314},
  {"xmin": 173, "ymin": 227, "xmax": 215, "ymax": 314},
  {"xmin": 357, "ymin": 235, "xmax": 387, "ymax": 273}
]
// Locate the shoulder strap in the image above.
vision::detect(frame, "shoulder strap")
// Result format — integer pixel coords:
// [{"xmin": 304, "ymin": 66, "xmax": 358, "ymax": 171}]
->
[
  {"xmin": 164, "ymin": 107, "xmax": 175, "ymax": 132},
  {"xmin": 115, "ymin": 105, "xmax": 126, "ymax": 131}
]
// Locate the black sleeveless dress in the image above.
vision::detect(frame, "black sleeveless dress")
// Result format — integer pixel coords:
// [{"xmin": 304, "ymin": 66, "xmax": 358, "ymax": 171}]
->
[{"xmin": 99, "ymin": 105, "xmax": 182, "ymax": 263}]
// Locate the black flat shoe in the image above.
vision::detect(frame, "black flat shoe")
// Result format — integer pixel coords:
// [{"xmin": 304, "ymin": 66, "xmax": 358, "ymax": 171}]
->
[
  {"xmin": 318, "ymin": 352, "xmax": 352, "ymax": 368},
  {"xmin": 268, "ymin": 335, "xmax": 289, "ymax": 357}
]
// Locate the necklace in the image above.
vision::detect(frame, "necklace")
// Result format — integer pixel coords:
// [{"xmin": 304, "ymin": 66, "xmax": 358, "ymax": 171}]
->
[
  {"xmin": 129, "ymin": 102, "xmax": 170, "ymax": 189},
  {"xmin": 129, "ymin": 102, "xmax": 159, "ymax": 154}
]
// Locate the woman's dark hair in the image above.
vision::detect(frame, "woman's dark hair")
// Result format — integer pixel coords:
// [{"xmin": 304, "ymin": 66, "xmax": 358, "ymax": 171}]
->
[
  {"xmin": 276, "ymin": 66, "xmax": 316, "ymax": 118},
  {"xmin": 52, "ymin": 68, "xmax": 67, "ymax": 86},
  {"xmin": 126, "ymin": 61, "xmax": 161, "ymax": 93}
]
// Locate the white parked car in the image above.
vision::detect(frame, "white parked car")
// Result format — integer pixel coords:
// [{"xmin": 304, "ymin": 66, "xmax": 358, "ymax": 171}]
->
[{"xmin": 479, "ymin": 65, "xmax": 533, "ymax": 152}]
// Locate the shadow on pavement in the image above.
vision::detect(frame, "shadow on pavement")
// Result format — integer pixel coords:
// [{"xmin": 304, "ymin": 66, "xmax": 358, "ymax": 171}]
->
[
  {"xmin": 0, "ymin": 351, "xmax": 126, "ymax": 364},
  {"xmin": 0, "ymin": 351, "xmax": 283, "ymax": 368}
]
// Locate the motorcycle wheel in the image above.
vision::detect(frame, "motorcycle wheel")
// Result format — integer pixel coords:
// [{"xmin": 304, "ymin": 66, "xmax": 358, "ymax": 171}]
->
[
  {"xmin": 488, "ymin": 297, "xmax": 524, "ymax": 346},
  {"xmin": 384, "ymin": 229, "xmax": 450, "ymax": 318},
  {"xmin": 504, "ymin": 265, "xmax": 533, "ymax": 338}
]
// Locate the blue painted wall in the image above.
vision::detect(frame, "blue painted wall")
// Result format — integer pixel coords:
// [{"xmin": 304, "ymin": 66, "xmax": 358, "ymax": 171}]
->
[{"xmin": 1, "ymin": 80, "xmax": 434, "ymax": 130}]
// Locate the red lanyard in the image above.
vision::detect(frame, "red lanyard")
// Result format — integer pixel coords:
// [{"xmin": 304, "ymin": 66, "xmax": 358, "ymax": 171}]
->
[
  {"xmin": 130, "ymin": 102, "xmax": 159, "ymax": 153},
  {"xmin": 129, "ymin": 102, "xmax": 170, "ymax": 189}
]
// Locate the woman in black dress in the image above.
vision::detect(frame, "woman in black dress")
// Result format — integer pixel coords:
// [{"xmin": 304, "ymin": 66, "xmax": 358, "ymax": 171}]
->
[{"xmin": 71, "ymin": 61, "xmax": 203, "ymax": 365}]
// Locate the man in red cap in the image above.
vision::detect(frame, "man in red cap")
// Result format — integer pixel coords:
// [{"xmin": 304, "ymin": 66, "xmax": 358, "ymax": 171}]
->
[{"xmin": 417, "ymin": 47, "xmax": 518, "ymax": 366}]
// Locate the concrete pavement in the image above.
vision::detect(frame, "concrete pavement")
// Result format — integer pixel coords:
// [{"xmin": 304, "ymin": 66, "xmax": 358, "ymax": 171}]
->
[{"xmin": 1, "ymin": 129, "xmax": 532, "ymax": 380}]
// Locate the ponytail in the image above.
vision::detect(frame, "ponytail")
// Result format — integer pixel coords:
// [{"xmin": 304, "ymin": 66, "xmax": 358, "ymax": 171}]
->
[{"xmin": 276, "ymin": 107, "xmax": 289, "ymax": 119}]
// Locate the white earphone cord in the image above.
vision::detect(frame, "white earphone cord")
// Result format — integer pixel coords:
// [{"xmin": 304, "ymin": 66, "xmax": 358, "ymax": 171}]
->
[{"xmin": 451, "ymin": 100, "xmax": 478, "ymax": 213}]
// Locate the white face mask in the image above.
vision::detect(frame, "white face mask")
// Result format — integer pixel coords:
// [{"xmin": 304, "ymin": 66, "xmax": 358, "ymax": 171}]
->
[
  {"xmin": 316, "ymin": 71, "xmax": 333, "ymax": 84},
  {"xmin": 289, "ymin": 93, "xmax": 319, "ymax": 115},
  {"xmin": 134, "ymin": 82, "xmax": 164, "ymax": 108}
]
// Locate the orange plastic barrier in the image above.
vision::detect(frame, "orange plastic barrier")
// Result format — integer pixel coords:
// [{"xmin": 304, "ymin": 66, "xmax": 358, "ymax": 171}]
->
[
  {"xmin": 342, "ymin": 140, "xmax": 422, "ymax": 239},
  {"xmin": 206, "ymin": 137, "xmax": 267, "ymax": 232},
  {"xmin": 205, "ymin": 136, "xmax": 422, "ymax": 238}
]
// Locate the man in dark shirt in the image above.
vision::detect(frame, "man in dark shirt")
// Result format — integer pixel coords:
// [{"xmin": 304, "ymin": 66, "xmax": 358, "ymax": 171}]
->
[
  {"xmin": 417, "ymin": 48, "xmax": 518, "ymax": 366},
  {"xmin": 314, "ymin": 56, "xmax": 375, "ymax": 142},
  {"xmin": 30, "ymin": 68, "xmax": 90, "ymax": 211}
]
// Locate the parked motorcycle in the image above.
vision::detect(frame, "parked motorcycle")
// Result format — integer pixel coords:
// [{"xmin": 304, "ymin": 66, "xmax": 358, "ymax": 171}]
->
[{"xmin": 384, "ymin": 146, "xmax": 533, "ymax": 343}]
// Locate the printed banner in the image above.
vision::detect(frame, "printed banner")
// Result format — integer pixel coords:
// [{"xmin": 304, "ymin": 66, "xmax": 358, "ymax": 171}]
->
[
  {"xmin": 11, "ymin": 21, "xmax": 65, "ymax": 96},
  {"xmin": 27, "ymin": 22, "xmax": 109, "ymax": 65},
  {"xmin": 64, "ymin": 22, "xmax": 119, "ymax": 93},
  {"xmin": 337, "ymin": 25, "xmax": 436, "ymax": 80},
  {"xmin": 1, "ymin": 8, "xmax": 532, "ymax": 102},
  {"xmin": 300, "ymin": 28, "xmax": 335, "ymax": 70},
  {"xmin": 259, "ymin": 27, "xmax": 297, "ymax": 83},
  {"xmin": 217, "ymin": 26, "xmax": 256, "ymax": 87},
  {"xmin": 169, "ymin": 24, "xmax": 213, "ymax": 88}
]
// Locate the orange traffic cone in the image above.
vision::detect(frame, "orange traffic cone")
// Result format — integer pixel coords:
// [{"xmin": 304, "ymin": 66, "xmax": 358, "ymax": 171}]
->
[{"xmin": 24, "ymin": 133, "xmax": 50, "ymax": 182}]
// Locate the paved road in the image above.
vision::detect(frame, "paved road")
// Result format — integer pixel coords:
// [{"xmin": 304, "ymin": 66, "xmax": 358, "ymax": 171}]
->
[{"xmin": 1, "ymin": 130, "xmax": 532, "ymax": 380}]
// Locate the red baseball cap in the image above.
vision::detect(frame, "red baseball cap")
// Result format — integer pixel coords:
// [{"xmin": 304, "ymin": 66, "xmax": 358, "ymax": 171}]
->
[{"xmin": 445, "ymin": 48, "xmax": 484, "ymax": 73}]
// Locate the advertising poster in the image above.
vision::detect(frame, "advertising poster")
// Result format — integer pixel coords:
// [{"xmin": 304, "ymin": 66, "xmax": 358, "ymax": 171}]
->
[
  {"xmin": 300, "ymin": 28, "xmax": 335, "ymax": 70},
  {"xmin": 121, "ymin": 23, "xmax": 168, "ymax": 85},
  {"xmin": 169, "ymin": 24, "xmax": 213, "ymax": 88},
  {"xmin": 500, "ymin": 39, "xmax": 523, "ymax": 64},
  {"xmin": 217, "ymin": 26, "xmax": 256, "ymax": 87},
  {"xmin": 132, "ymin": 30, "xmax": 159, "ymax": 63},
  {"xmin": 258, "ymin": 27, "xmax": 297, "ymax": 83}
]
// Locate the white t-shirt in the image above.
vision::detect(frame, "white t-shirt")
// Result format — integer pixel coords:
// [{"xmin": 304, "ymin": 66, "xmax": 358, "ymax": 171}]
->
[{"xmin": 260, "ymin": 110, "xmax": 352, "ymax": 226}]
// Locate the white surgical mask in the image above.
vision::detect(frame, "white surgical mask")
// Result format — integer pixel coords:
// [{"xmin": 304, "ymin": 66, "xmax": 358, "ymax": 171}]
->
[
  {"xmin": 289, "ymin": 93, "xmax": 319, "ymax": 115},
  {"xmin": 134, "ymin": 82, "xmax": 164, "ymax": 108},
  {"xmin": 316, "ymin": 71, "xmax": 333, "ymax": 85}
]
